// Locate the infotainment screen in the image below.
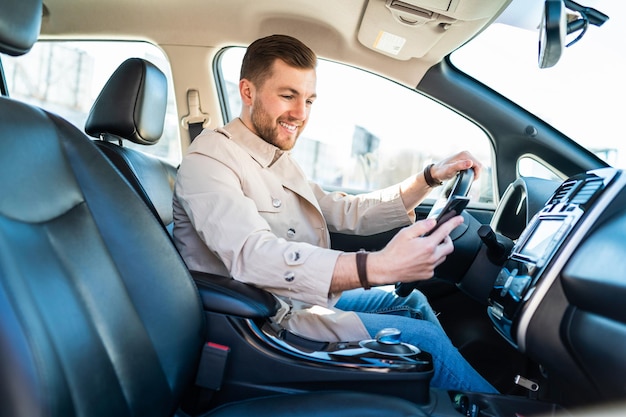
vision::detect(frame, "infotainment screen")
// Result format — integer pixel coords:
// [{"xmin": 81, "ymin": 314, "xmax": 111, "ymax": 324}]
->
[{"xmin": 519, "ymin": 219, "xmax": 563, "ymax": 260}]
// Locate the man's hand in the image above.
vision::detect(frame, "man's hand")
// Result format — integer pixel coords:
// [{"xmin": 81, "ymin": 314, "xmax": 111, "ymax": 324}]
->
[
  {"xmin": 367, "ymin": 215, "xmax": 464, "ymax": 286},
  {"xmin": 399, "ymin": 150, "xmax": 481, "ymax": 213},
  {"xmin": 429, "ymin": 150, "xmax": 483, "ymax": 184}
]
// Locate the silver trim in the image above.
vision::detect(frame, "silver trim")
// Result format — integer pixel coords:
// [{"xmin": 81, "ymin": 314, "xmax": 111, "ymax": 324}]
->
[
  {"xmin": 243, "ymin": 318, "xmax": 429, "ymax": 371},
  {"xmin": 515, "ymin": 168, "xmax": 623, "ymax": 352}
]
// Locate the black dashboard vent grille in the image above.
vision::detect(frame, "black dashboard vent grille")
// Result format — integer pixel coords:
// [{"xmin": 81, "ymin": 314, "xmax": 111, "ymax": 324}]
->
[
  {"xmin": 570, "ymin": 178, "xmax": 603, "ymax": 205},
  {"xmin": 549, "ymin": 179, "xmax": 577, "ymax": 204}
]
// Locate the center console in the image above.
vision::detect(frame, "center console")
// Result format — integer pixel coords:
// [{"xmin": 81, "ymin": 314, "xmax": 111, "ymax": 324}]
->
[
  {"xmin": 487, "ymin": 168, "xmax": 619, "ymax": 349},
  {"xmin": 191, "ymin": 270, "xmax": 435, "ymax": 410}
]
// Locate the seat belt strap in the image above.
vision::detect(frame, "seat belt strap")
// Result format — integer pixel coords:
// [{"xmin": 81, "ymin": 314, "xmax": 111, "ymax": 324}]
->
[
  {"xmin": 188, "ymin": 121, "xmax": 205, "ymax": 143},
  {"xmin": 182, "ymin": 89, "xmax": 210, "ymax": 142}
]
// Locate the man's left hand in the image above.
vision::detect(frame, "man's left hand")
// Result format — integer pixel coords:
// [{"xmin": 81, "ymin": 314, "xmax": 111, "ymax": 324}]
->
[{"xmin": 430, "ymin": 150, "xmax": 482, "ymax": 183}]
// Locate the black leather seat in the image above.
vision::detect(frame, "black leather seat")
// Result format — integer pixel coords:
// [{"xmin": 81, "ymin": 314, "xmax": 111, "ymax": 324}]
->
[
  {"xmin": 0, "ymin": 0, "xmax": 426, "ymax": 415},
  {"xmin": 84, "ymin": 57, "xmax": 177, "ymax": 234}
]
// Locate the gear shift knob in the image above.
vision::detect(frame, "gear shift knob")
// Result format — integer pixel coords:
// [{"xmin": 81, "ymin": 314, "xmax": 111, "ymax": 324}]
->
[
  {"xmin": 361, "ymin": 328, "xmax": 421, "ymax": 355},
  {"xmin": 375, "ymin": 328, "xmax": 402, "ymax": 345}
]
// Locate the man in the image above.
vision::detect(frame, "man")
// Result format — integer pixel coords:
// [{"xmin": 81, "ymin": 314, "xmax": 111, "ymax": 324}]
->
[{"xmin": 173, "ymin": 34, "xmax": 496, "ymax": 393}]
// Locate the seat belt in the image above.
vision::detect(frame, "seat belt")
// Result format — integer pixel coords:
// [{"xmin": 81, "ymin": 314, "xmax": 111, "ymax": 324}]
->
[{"xmin": 181, "ymin": 89, "xmax": 210, "ymax": 142}]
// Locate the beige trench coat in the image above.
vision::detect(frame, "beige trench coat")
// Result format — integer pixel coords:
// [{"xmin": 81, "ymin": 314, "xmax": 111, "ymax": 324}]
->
[{"xmin": 173, "ymin": 118, "xmax": 414, "ymax": 341}]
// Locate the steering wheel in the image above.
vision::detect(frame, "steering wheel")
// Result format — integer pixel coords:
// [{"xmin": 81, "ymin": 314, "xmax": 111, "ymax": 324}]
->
[
  {"xmin": 395, "ymin": 168, "xmax": 474, "ymax": 297},
  {"xmin": 425, "ymin": 168, "xmax": 474, "ymax": 218}
]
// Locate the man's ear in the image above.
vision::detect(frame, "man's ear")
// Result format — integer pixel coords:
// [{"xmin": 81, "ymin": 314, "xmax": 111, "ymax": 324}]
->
[{"xmin": 239, "ymin": 79, "xmax": 254, "ymax": 106}]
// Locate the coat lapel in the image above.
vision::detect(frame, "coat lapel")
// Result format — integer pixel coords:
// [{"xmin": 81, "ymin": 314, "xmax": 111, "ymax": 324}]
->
[
  {"xmin": 225, "ymin": 118, "xmax": 324, "ymax": 214},
  {"xmin": 270, "ymin": 152, "xmax": 322, "ymax": 213}
]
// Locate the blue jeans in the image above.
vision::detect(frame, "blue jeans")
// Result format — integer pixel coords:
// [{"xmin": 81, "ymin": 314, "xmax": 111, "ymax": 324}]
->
[{"xmin": 335, "ymin": 286, "xmax": 498, "ymax": 394}]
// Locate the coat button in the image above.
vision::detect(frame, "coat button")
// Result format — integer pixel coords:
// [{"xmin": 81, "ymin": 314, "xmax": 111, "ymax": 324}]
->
[
  {"xmin": 287, "ymin": 228, "xmax": 296, "ymax": 238},
  {"xmin": 284, "ymin": 271, "xmax": 295, "ymax": 282},
  {"xmin": 272, "ymin": 198, "xmax": 282, "ymax": 208}
]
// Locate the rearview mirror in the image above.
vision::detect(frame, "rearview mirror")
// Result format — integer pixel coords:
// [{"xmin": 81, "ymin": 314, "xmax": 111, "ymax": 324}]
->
[
  {"xmin": 538, "ymin": 0, "xmax": 609, "ymax": 69},
  {"xmin": 538, "ymin": 0, "xmax": 566, "ymax": 68}
]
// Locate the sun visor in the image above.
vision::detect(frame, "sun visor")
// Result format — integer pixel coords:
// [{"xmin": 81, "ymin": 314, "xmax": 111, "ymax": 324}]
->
[{"xmin": 357, "ymin": 0, "xmax": 511, "ymax": 60}]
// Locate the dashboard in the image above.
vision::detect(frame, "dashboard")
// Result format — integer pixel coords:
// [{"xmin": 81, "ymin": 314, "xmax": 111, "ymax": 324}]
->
[{"xmin": 487, "ymin": 167, "xmax": 626, "ymax": 403}]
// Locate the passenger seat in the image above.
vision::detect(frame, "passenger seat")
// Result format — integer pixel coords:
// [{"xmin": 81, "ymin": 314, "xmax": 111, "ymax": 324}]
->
[{"xmin": 85, "ymin": 57, "xmax": 177, "ymax": 234}]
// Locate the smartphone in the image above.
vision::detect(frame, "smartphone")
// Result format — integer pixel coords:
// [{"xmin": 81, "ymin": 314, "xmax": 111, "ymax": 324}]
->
[{"xmin": 423, "ymin": 196, "xmax": 469, "ymax": 236}]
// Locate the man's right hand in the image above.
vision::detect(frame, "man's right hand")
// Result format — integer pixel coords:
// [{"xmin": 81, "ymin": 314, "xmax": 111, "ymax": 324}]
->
[{"xmin": 367, "ymin": 215, "xmax": 464, "ymax": 286}]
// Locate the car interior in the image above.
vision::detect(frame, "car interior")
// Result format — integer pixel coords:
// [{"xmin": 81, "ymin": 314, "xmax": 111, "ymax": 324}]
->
[{"xmin": 2, "ymin": 0, "xmax": 626, "ymax": 416}]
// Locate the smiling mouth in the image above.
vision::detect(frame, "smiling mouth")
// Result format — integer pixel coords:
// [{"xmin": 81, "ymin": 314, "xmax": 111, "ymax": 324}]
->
[{"xmin": 279, "ymin": 121, "xmax": 298, "ymax": 132}]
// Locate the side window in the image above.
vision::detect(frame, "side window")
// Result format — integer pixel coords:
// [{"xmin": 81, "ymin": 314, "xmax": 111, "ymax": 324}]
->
[
  {"xmin": 518, "ymin": 156, "xmax": 563, "ymax": 181},
  {"xmin": 218, "ymin": 47, "xmax": 494, "ymax": 203},
  {"xmin": 2, "ymin": 41, "xmax": 181, "ymax": 164}
]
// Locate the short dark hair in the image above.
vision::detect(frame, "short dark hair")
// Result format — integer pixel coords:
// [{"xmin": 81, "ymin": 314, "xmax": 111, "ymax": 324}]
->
[{"xmin": 240, "ymin": 34, "xmax": 317, "ymax": 88}]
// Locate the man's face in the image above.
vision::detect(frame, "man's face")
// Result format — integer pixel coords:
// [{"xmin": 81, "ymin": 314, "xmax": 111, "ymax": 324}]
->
[{"xmin": 243, "ymin": 59, "xmax": 317, "ymax": 151}]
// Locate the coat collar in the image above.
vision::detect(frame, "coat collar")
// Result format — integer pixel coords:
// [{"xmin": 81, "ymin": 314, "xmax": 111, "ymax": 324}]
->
[
  {"xmin": 220, "ymin": 118, "xmax": 322, "ymax": 213},
  {"xmin": 220, "ymin": 118, "xmax": 284, "ymax": 168}
]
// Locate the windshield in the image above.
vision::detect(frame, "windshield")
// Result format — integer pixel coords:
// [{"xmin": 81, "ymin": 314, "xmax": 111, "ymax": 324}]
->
[{"xmin": 451, "ymin": 1, "xmax": 626, "ymax": 168}]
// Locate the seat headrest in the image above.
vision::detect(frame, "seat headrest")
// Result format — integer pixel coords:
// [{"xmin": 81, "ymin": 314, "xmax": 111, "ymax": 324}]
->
[
  {"xmin": 0, "ymin": 0, "xmax": 42, "ymax": 56},
  {"xmin": 85, "ymin": 58, "xmax": 168, "ymax": 146}
]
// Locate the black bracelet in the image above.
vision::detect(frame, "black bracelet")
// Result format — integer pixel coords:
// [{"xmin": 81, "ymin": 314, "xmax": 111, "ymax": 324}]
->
[
  {"xmin": 424, "ymin": 163, "xmax": 443, "ymax": 187},
  {"xmin": 356, "ymin": 250, "xmax": 371, "ymax": 290}
]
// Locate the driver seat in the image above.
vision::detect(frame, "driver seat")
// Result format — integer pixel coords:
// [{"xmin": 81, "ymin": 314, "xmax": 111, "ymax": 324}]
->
[{"xmin": 0, "ymin": 0, "xmax": 425, "ymax": 416}]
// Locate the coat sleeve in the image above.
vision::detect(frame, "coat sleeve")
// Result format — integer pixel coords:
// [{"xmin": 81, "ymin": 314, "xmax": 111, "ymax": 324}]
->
[
  {"xmin": 175, "ymin": 144, "xmax": 340, "ymax": 307},
  {"xmin": 310, "ymin": 182, "xmax": 415, "ymax": 235}
]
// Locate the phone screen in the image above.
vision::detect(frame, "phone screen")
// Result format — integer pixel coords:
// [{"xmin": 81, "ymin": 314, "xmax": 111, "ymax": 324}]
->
[{"xmin": 423, "ymin": 196, "xmax": 469, "ymax": 236}]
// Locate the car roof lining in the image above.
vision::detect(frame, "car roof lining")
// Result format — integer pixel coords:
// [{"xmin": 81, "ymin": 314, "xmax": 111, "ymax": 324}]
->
[{"xmin": 39, "ymin": 0, "xmax": 512, "ymax": 89}]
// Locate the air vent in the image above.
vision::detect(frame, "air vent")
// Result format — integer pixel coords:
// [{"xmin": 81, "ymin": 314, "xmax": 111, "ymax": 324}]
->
[
  {"xmin": 549, "ymin": 179, "xmax": 577, "ymax": 204},
  {"xmin": 570, "ymin": 177, "xmax": 603, "ymax": 206}
]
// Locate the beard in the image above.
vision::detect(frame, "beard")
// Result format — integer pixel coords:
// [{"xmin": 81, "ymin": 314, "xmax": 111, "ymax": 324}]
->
[{"xmin": 250, "ymin": 99, "xmax": 300, "ymax": 151}]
